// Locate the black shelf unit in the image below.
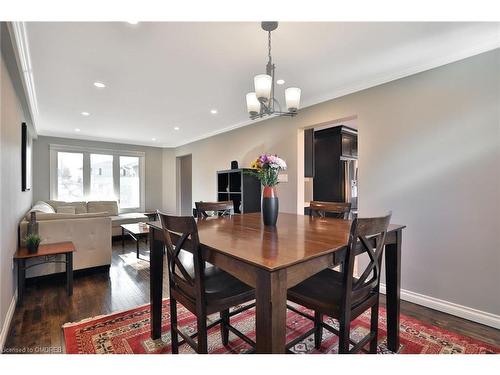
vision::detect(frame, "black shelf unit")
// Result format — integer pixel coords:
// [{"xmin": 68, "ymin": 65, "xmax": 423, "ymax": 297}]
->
[{"xmin": 217, "ymin": 168, "xmax": 261, "ymax": 214}]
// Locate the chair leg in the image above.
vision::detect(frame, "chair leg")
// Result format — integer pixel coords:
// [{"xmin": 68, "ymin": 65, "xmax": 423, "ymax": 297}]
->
[
  {"xmin": 197, "ymin": 313, "xmax": 208, "ymax": 354},
  {"xmin": 170, "ymin": 298, "xmax": 179, "ymax": 354},
  {"xmin": 369, "ymin": 303, "xmax": 379, "ymax": 354},
  {"xmin": 220, "ymin": 309, "xmax": 230, "ymax": 346},
  {"xmin": 338, "ymin": 316, "xmax": 351, "ymax": 354},
  {"xmin": 314, "ymin": 311, "xmax": 323, "ymax": 349}
]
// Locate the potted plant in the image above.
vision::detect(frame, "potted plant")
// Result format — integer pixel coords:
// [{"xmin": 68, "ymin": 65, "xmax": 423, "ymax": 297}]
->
[
  {"xmin": 247, "ymin": 154, "xmax": 287, "ymax": 226},
  {"xmin": 25, "ymin": 233, "xmax": 42, "ymax": 254}
]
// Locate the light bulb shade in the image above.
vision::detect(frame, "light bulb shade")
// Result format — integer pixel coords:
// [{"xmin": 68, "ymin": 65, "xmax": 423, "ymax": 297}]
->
[
  {"xmin": 254, "ymin": 74, "xmax": 272, "ymax": 102},
  {"xmin": 246, "ymin": 92, "xmax": 260, "ymax": 115},
  {"xmin": 285, "ymin": 87, "xmax": 301, "ymax": 112}
]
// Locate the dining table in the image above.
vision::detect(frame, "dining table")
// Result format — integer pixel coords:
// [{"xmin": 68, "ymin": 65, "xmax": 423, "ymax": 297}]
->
[{"xmin": 148, "ymin": 212, "xmax": 405, "ymax": 354}]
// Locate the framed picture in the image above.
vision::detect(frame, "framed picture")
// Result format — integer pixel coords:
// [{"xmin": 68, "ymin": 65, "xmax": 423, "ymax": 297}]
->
[{"xmin": 21, "ymin": 122, "xmax": 32, "ymax": 191}]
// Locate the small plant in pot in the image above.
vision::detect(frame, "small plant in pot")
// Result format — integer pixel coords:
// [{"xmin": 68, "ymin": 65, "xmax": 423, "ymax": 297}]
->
[{"xmin": 25, "ymin": 233, "xmax": 42, "ymax": 253}]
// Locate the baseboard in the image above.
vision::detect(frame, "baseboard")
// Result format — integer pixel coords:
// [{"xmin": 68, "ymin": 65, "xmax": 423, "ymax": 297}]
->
[
  {"xmin": 0, "ymin": 289, "xmax": 17, "ymax": 353},
  {"xmin": 380, "ymin": 284, "xmax": 500, "ymax": 329}
]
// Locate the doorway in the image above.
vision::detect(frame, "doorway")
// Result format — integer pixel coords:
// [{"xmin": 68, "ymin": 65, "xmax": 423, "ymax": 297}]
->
[
  {"xmin": 297, "ymin": 116, "xmax": 358, "ymax": 216},
  {"xmin": 176, "ymin": 154, "xmax": 192, "ymax": 215}
]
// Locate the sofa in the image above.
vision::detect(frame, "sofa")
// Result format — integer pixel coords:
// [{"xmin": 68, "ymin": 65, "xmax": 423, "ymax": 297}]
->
[{"xmin": 19, "ymin": 200, "xmax": 148, "ymax": 277}]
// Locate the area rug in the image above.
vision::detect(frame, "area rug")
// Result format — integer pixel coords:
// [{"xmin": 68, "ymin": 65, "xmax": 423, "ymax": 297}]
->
[{"xmin": 62, "ymin": 299, "xmax": 499, "ymax": 354}]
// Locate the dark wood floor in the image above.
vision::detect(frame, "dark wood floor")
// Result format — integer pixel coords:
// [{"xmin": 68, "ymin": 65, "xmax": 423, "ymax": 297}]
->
[{"xmin": 4, "ymin": 239, "xmax": 500, "ymax": 353}]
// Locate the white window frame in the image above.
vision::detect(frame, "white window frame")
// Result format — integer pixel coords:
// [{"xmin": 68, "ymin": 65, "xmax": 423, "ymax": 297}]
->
[{"xmin": 50, "ymin": 144, "xmax": 145, "ymax": 213}]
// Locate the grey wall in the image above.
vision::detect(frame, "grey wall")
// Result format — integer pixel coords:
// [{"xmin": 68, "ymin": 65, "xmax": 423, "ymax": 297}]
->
[
  {"xmin": 178, "ymin": 154, "xmax": 192, "ymax": 215},
  {"xmin": 167, "ymin": 49, "xmax": 500, "ymax": 316},
  {"xmin": 0, "ymin": 47, "xmax": 33, "ymax": 345},
  {"xmin": 32, "ymin": 136, "xmax": 164, "ymax": 210}
]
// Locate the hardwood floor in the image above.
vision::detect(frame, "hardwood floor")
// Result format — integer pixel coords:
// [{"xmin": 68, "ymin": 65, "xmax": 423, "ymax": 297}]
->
[{"xmin": 3, "ymin": 239, "xmax": 499, "ymax": 353}]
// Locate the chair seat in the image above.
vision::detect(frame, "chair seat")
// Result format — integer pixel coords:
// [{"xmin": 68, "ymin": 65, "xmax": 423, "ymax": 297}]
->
[
  {"xmin": 177, "ymin": 250, "xmax": 254, "ymax": 306},
  {"xmin": 288, "ymin": 268, "xmax": 367, "ymax": 317}
]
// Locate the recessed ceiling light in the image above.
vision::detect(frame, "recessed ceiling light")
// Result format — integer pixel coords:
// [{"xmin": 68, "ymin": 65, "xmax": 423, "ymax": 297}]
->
[
  {"xmin": 75, "ymin": 128, "xmax": 81, "ymax": 132},
  {"xmin": 210, "ymin": 109, "xmax": 218, "ymax": 114},
  {"xmin": 81, "ymin": 111, "xmax": 90, "ymax": 116},
  {"xmin": 127, "ymin": 21, "xmax": 139, "ymax": 25},
  {"xmin": 93, "ymin": 81, "xmax": 106, "ymax": 88},
  {"xmin": 151, "ymin": 138, "xmax": 156, "ymax": 141},
  {"xmin": 174, "ymin": 126, "xmax": 180, "ymax": 131},
  {"xmin": 277, "ymin": 79, "xmax": 285, "ymax": 85}
]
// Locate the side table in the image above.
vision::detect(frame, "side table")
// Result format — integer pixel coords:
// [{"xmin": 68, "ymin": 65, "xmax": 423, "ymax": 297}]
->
[{"xmin": 14, "ymin": 241, "xmax": 76, "ymax": 305}]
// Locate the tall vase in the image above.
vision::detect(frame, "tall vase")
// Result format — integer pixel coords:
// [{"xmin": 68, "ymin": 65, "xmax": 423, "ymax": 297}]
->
[
  {"xmin": 262, "ymin": 186, "xmax": 279, "ymax": 226},
  {"xmin": 27, "ymin": 211, "xmax": 39, "ymax": 236}
]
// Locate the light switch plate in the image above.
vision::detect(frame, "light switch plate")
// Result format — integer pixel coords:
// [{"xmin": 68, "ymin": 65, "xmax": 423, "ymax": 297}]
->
[{"xmin": 278, "ymin": 174, "xmax": 288, "ymax": 183}]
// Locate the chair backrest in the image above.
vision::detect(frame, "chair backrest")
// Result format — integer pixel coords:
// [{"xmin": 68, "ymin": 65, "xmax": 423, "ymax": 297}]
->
[
  {"xmin": 309, "ymin": 201, "xmax": 351, "ymax": 219},
  {"xmin": 157, "ymin": 211, "xmax": 204, "ymax": 301},
  {"xmin": 195, "ymin": 201, "xmax": 234, "ymax": 219},
  {"xmin": 342, "ymin": 212, "xmax": 392, "ymax": 310}
]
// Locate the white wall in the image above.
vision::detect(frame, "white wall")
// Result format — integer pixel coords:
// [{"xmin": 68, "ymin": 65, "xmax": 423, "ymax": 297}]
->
[
  {"xmin": 0, "ymin": 52, "xmax": 33, "ymax": 347},
  {"xmin": 165, "ymin": 49, "xmax": 500, "ymax": 318}
]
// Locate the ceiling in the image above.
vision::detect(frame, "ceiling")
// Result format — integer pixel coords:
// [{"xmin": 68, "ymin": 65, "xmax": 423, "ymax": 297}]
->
[{"xmin": 23, "ymin": 22, "xmax": 500, "ymax": 147}]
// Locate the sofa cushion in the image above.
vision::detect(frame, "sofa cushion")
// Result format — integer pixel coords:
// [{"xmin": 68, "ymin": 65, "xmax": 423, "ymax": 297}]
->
[
  {"xmin": 47, "ymin": 200, "xmax": 88, "ymax": 214},
  {"xmin": 56, "ymin": 206, "xmax": 76, "ymax": 214},
  {"xmin": 110, "ymin": 213, "xmax": 148, "ymax": 227},
  {"xmin": 88, "ymin": 201, "xmax": 119, "ymax": 216}
]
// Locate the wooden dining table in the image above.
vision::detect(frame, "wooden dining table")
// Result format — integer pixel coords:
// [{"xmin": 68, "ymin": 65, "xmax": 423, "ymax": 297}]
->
[{"xmin": 148, "ymin": 212, "xmax": 405, "ymax": 354}]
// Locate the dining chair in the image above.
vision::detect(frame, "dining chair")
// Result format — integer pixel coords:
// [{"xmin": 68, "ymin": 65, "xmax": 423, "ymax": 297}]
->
[
  {"xmin": 308, "ymin": 201, "xmax": 351, "ymax": 219},
  {"xmin": 286, "ymin": 212, "xmax": 392, "ymax": 354},
  {"xmin": 195, "ymin": 201, "xmax": 234, "ymax": 219},
  {"xmin": 157, "ymin": 211, "xmax": 256, "ymax": 353}
]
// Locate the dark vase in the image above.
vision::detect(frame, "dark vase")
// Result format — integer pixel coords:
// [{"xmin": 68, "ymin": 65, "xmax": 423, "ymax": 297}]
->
[
  {"xmin": 262, "ymin": 186, "xmax": 279, "ymax": 226},
  {"xmin": 28, "ymin": 211, "xmax": 39, "ymax": 236},
  {"xmin": 27, "ymin": 243, "xmax": 39, "ymax": 254}
]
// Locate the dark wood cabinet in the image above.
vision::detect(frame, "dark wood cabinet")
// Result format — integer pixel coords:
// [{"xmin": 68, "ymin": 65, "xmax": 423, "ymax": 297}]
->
[
  {"xmin": 313, "ymin": 125, "xmax": 358, "ymax": 208},
  {"xmin": 217, "ymin": 169, "xmax": 261, "ymax": 214},
  {"xmin": 341, "ymin": 130, "xmax": 357, "ymax": 158},
  {"xmin": 304, "ymin": 128, "xmax": 315, "ymax": 177}
]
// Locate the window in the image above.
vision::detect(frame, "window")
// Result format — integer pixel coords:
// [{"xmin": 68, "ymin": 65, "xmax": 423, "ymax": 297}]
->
[
  {"xmin": 120, "ymin": 156, "xmax": 140, "ymax": 209},
  {"xmin": 90, "ymin": 154, "xmax": 114, "ymax": 201},
  {"xmin": 57, "ymin": 152, "xmax": 84, "ymax": 201},
  {"xmin": 50, "ymin": 145, "xmax": 145, "ymax": 212}
]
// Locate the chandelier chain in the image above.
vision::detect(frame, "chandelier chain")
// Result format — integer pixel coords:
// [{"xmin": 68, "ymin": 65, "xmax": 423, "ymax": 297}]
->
[{"xmin": 268, "ymin": 31, "xmax": 272, "ymax": 64}]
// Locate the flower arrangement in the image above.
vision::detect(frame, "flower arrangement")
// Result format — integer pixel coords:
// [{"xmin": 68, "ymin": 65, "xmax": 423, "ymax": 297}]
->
[{"xmin": 247, "ymin": 154, "xmax": 287, "ymax": 187}]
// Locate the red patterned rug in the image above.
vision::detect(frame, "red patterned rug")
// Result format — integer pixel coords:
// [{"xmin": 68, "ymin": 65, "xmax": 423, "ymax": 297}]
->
[{"xmin": 63, "ymin": 299, "xmax": 499, "ymax": 354}]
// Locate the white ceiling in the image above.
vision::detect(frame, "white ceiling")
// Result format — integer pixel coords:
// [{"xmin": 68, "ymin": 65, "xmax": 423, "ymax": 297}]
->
[{"xmin": 24, "ymin": 22, "xmax": 500, "ymax": 147}]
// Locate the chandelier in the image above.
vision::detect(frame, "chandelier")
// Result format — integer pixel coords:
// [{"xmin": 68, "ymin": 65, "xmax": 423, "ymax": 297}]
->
[{"xmin": 246, "ymin": 22, "xmax": 301, "ymax": 120}]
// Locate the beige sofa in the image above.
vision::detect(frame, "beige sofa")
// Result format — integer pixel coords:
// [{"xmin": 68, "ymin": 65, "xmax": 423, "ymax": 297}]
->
[{"xmin": 20, "ymin": 200, "xmax": 148, "ymax": 277}]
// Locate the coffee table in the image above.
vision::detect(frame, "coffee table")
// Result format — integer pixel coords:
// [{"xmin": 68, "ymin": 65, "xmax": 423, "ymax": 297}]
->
[{"xmin": 121, "ymin": 223, "xmax": 150, "ymax": 260}]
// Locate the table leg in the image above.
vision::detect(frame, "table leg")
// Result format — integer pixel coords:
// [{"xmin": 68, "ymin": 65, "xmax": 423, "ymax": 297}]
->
[
  {"xmin": 255, "ymin": 268, "xmax": 287, "ymax": 353},
  {"xmin": 385, "ymin": 229, "xmax": 402, "ymax": 352},
  {"xmin": 136, "ymin": 236, "xmax": 140, "ymax": 259},
  {"xmin": 150, "ymin": 228, "xmax": 164, "ymax": 339},
  {"xmin": 122, "ymin": 227, "xmax": 125, "ymax": 248},
  {"xmin": 17, "ymin": 259, "xmax": 26, "ymax": 305},
  {"xmin": 66, "ymin": 252, "xmax": 73, "ymax": 296}
]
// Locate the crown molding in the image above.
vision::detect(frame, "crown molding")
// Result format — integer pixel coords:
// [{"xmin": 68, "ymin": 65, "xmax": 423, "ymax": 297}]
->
[
  {"xmin": 172, "ymin": 41, "xmax": 500, "ymax": 148},
  {"xmin": 17, "ymin": 23, "xmax": 500, "ymax": 148},
  {"xmin": 8, "ymin": 22, "xmax": 39, "ymax": 134}
]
